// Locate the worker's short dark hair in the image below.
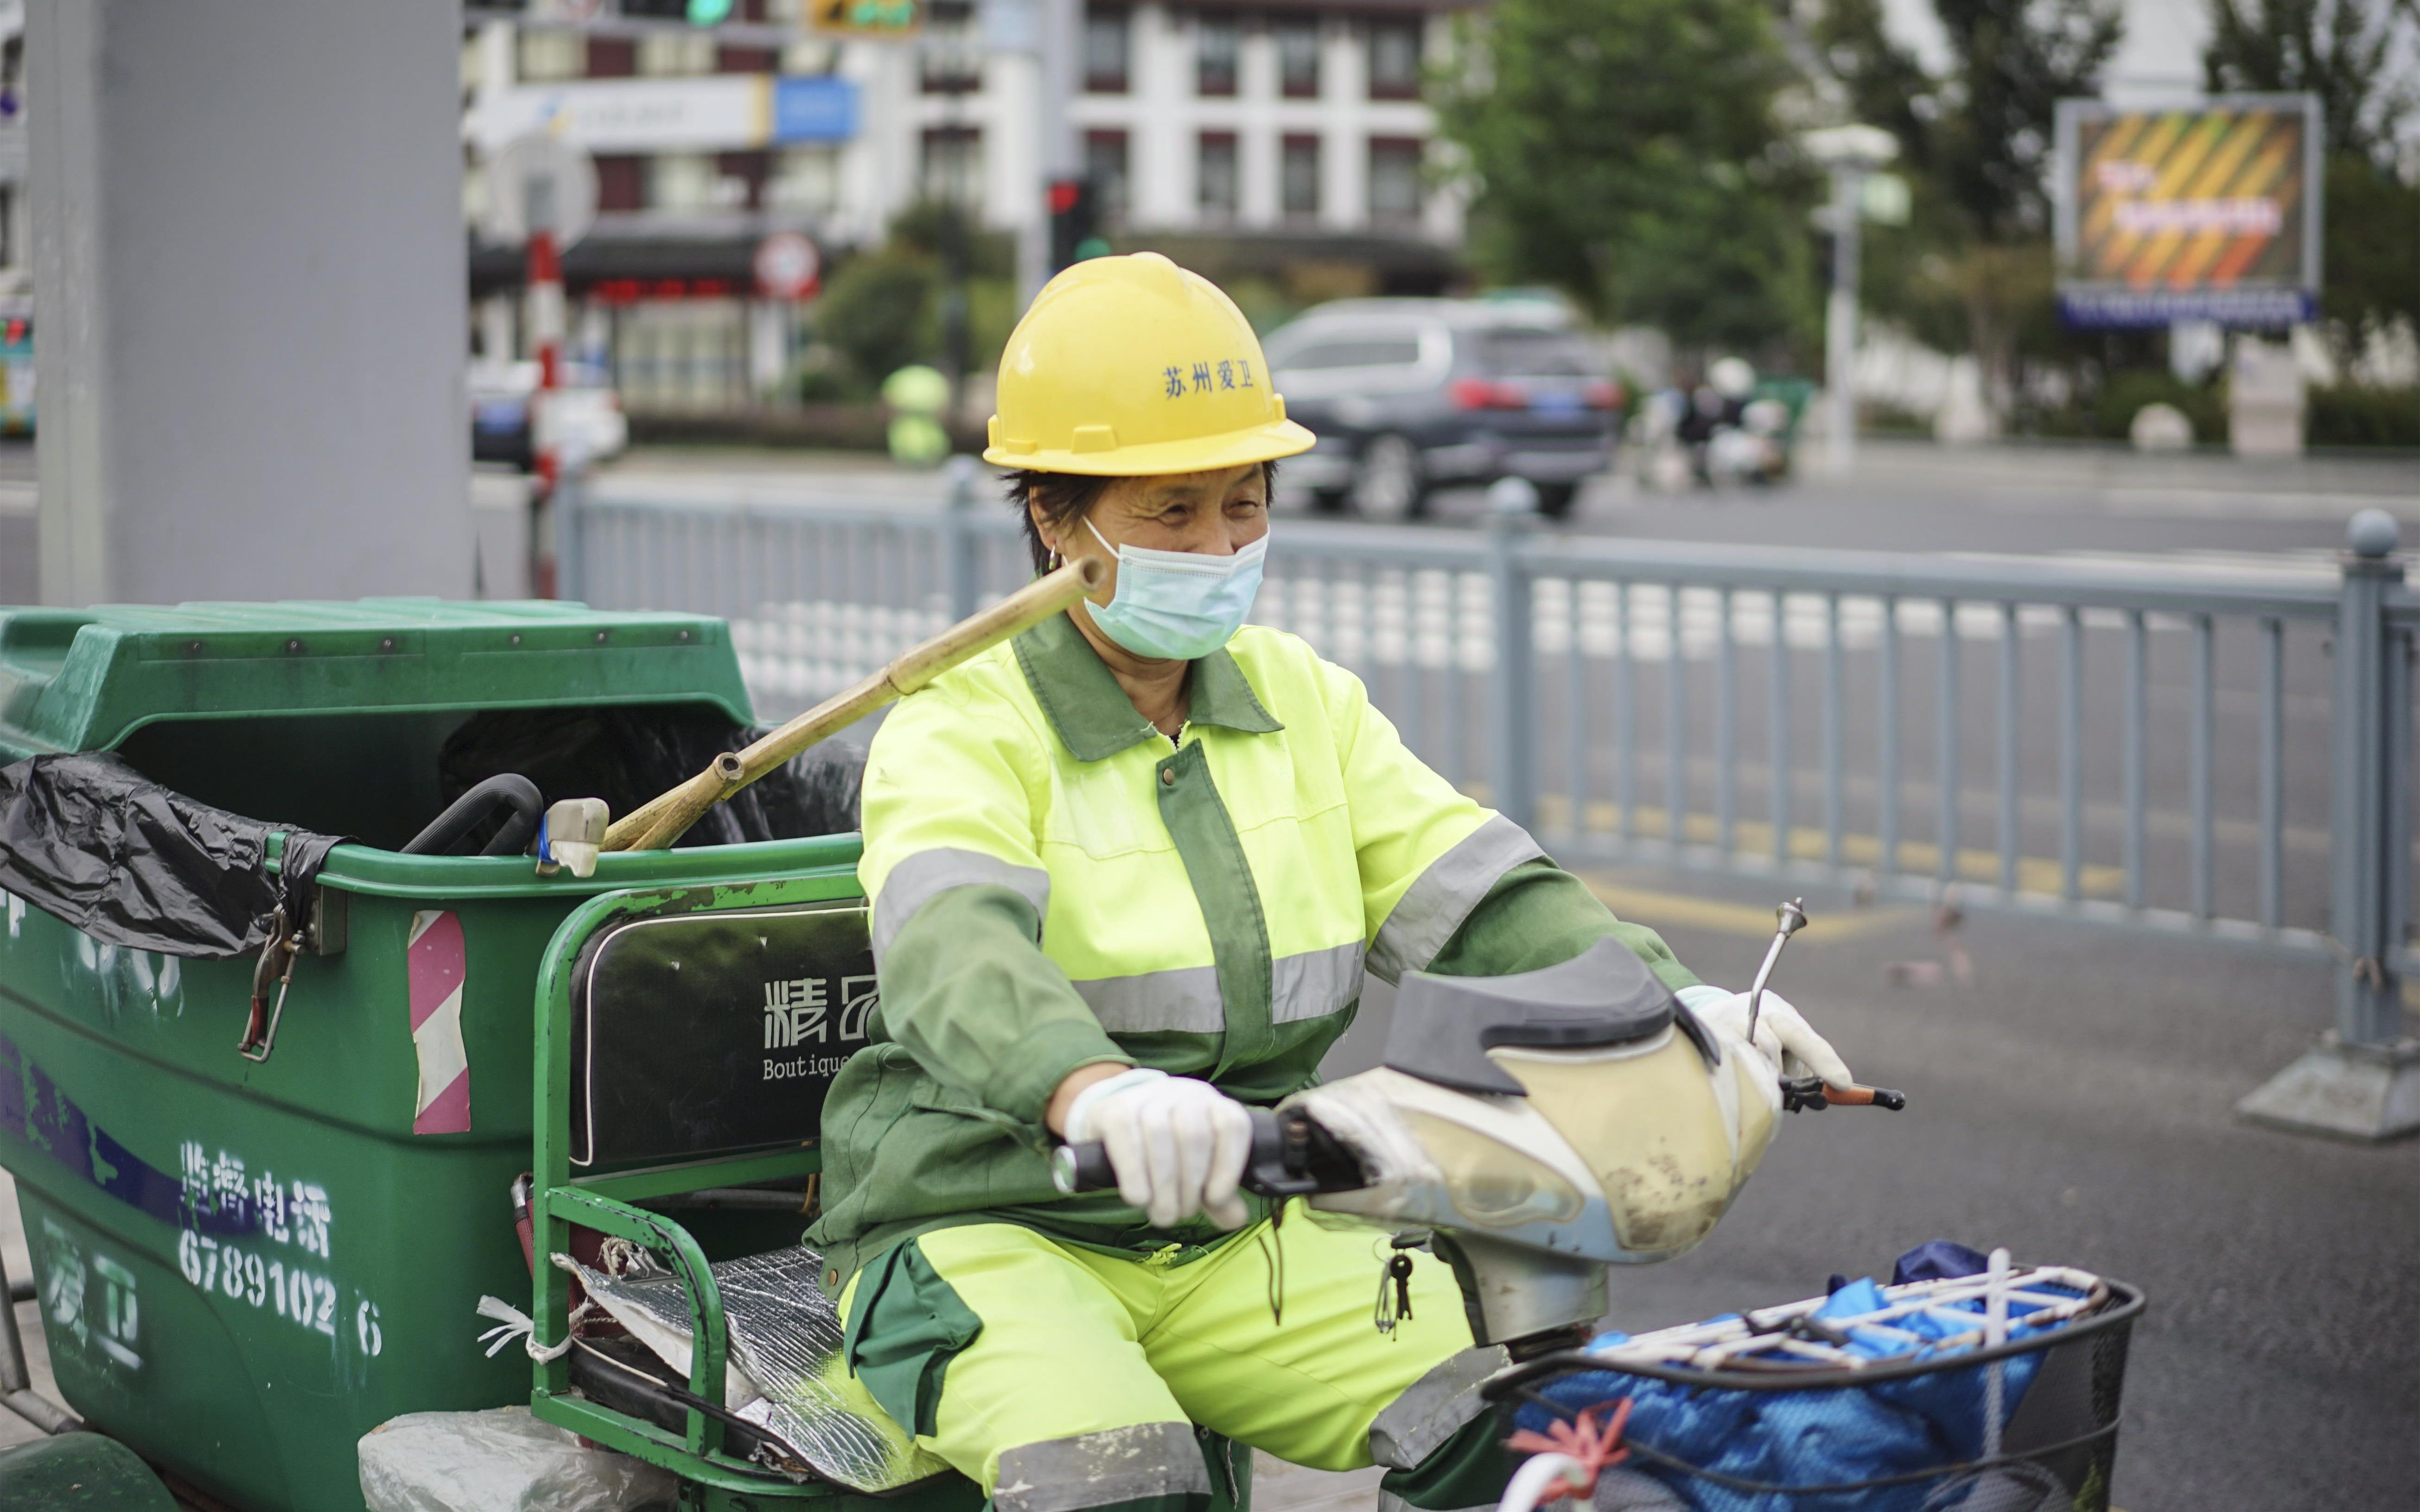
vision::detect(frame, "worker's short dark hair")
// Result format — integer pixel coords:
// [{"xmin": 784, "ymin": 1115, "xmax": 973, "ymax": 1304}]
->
[{"xmin": 1006, "ymin": 462, "xmax": 1280, "ymax": 575}]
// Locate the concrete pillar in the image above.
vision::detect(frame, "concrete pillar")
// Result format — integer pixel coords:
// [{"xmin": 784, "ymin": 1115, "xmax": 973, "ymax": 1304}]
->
[{"xmin": 29, "ymin": 0, "xmax": 471, "ymax": 607}]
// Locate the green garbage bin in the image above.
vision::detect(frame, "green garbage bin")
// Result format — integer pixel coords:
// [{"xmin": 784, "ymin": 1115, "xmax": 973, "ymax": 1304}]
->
[{"xmin": 0, "ymin": 600, "xmax": 867, "ymax": 1512}]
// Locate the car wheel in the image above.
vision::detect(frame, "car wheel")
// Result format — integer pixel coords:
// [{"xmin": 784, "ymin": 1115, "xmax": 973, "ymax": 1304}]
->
[
  {"xmin": 1532, "ymin": 482, "xmax": 1579, "ymax": 520},
  {"xmin": 1351, "ymin": 434, "xmax": 1427, "ymax": 522}
]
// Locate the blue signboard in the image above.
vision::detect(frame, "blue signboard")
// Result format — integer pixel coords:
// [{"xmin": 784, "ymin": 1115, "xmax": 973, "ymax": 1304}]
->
[{"xmin": 773, "ymin": 76, "xmax": 859, "ymax": 144}]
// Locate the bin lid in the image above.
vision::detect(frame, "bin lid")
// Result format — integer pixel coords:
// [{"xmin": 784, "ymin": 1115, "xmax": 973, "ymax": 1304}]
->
[{"xmin": 0, "ymin": 598, "xmax": 753, "ymax": 756}]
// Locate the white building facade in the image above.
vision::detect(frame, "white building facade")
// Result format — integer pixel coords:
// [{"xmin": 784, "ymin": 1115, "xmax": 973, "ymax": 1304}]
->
[
  {"xmin": 464, "ymin": 1, "xmax": 1475, "ymax": 419},
  {"xmin": 862, "ymin": 2, "xmax": 1468, "ymax": 248}
]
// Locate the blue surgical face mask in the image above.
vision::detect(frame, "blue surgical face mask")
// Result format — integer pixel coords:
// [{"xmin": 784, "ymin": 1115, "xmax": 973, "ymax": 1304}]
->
[{"xmin": 1081, "ymin": 518, "xmax": 1269, "ymax": 661}]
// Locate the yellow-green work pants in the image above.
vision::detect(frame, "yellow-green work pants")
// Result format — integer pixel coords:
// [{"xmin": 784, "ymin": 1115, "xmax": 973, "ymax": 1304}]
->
[{"xmin": 830, "ymin": 1213, "xmax": 1511, "ymax": 1512}]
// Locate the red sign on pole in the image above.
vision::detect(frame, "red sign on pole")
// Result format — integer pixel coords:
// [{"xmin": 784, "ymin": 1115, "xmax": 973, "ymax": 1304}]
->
[{"xmin": 754, "ymin": 231, "xmax": 822, "ymax": 301}]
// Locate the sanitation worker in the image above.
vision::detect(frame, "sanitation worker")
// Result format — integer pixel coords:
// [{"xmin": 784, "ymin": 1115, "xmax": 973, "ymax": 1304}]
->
[{"xmin": 807, "ymin": 253, "xmax": 1851, "ymax": 1512}]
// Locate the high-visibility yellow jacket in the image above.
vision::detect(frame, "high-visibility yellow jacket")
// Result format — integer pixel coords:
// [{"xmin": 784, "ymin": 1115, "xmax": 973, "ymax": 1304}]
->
[{"xmin": 805, "ymin": 611, "xmax": 1697, "ymax": 1287}]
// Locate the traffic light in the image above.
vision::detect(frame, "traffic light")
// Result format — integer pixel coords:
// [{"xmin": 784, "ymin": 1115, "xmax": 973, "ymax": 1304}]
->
[
  {"xmin": 810, "ymin": 0, "xmax": 922, "ymax": 37},
  {"xmin": 1048, "ymin": 177, "xmax": 1099, "ymax": 273}
]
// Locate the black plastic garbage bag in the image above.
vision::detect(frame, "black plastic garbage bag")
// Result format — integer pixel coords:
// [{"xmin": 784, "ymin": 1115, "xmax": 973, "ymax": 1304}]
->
[
  {"xmin": 438, "ymin": 706, "xmax": 864, "ymax": 847},
  {"xmin": 0, "ymin": 752, "xmax": 342, "ymax": 959}
]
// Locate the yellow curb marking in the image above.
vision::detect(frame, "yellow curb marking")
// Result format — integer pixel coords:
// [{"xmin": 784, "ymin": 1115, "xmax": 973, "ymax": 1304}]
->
[{"xmin": 1579, "ymin": 875, "xmax": 1923, "ymax": 941}]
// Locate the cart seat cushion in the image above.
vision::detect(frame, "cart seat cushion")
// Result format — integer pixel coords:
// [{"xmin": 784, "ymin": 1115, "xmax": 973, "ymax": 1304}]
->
[{"xmin": 570, "ymin": 901, "xmax": 877, "ymax": 1167}]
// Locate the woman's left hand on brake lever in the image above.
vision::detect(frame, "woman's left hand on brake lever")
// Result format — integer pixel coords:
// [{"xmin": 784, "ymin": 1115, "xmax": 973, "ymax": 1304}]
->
[{"xmin": 1676, "ymin": 985, "xmax": 1854, "ymax": 1089}]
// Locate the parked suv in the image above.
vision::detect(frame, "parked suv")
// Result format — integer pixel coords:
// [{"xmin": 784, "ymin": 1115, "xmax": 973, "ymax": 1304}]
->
[{"xmin": 1264, "ymin": 298, "xmax": 1618, "ymax": 520}]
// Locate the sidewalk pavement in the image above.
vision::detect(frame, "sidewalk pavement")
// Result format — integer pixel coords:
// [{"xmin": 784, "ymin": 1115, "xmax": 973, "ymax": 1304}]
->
[{"xmin": 4, "ymin": 865, "xmax": 2414, "ymax": 1510}]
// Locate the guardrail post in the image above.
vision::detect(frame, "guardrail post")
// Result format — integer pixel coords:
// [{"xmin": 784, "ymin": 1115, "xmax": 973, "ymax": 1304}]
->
[
  {"xmin": 944, "ymin": 453, "xmax": 982, "ymax": 619},
  {"xmin": 1486, "ymin": 478, "xmax": 1539, "ymax": 833},
  {"xmin": 555, "ymin": 470, "xmax": 587, "ymax": 605},
  {"xmin": 2240, "ymin": 509, "xmax": 2419, "ymax": 1140}
]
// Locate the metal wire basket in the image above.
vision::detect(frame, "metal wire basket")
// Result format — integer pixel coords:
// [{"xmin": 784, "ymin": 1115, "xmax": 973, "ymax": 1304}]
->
[{"xmin": 1487, "ymin": 1266, "xmax": 2144, "ymax": 1512}]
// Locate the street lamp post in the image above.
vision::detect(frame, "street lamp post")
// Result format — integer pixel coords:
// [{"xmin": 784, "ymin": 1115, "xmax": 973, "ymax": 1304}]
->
[{"xmin": 1802, "ymin": 125, "xmax": 1898, "ymax": 477}]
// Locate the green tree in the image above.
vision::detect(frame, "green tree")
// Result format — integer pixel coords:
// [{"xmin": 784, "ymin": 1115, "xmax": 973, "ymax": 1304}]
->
[
  {"xmin": 1929, "ymin": 0, "xmax": 2125, "ymax": 242},
  {"xmin": 816, "ymin": 244, "xmax": 940, "ymax": 388},
  {"xmin": 812, "ymin": 203, "xmax": 1024, "ymax": 394},
  {"xmin": 1813, "ymin": 0, "xmax": 2121, "ymax": 423},
  {"xmin": 2203, "ymin": 0, "xmax": 2417, "ymax": 161},
  {"xmin": 1434, "ymin": 0, "xmax": 1816, "ymax": 359},
  {"xmin": 2203, "ymin": 0, "xmax": 2420, "ymax": 369}
]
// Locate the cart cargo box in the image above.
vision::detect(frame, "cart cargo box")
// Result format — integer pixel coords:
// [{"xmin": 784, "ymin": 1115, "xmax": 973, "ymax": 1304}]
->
[{"xmin": 0, "ymin": 600, "xmax": 872, "ymax": 1512}]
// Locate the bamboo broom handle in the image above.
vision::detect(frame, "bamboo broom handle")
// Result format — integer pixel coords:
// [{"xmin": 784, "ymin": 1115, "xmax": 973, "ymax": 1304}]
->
[{"xmin": 603, "ymin": 555, "xmax": 1107, "ymax": 853}]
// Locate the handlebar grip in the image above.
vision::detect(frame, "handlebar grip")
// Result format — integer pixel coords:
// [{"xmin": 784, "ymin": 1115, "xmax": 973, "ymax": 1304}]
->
[
  {"xmin": 1050, "ymin": 1141, "xmax": 1116, "ymax": 1195},
  {"xmin": 1052, "ymin": 1108, "xmax": 1322, "ymax": 1199},
  {"xmin": 1827, "ymin": 1083, "xmax": 1907, "ymax": 1110}
]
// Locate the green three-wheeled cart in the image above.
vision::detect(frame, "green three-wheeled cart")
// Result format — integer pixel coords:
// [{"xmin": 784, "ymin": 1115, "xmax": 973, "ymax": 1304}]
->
[{"xmin": 0, "ymin": 599, "xmax": 1153, "ymax": 1512}]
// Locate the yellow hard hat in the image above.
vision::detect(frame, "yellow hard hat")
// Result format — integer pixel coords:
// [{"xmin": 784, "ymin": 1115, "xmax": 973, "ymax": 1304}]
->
[{"xmin": 984, "ymin": 252, "xmax": 1315, "ymax": 476}]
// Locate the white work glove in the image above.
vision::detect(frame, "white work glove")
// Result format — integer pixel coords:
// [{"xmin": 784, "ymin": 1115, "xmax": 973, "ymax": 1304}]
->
[
  {"xmin": 1063, "ymin": 1068, "xmax": 1254, "ymax": 1230},
  {"xmin": 1674, "ymin": 985, "xmax": 1854, "ymax": 1089}
]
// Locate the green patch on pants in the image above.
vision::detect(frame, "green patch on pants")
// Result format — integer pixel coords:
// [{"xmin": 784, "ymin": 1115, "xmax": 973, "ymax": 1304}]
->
[
  {"xmin": 1380, "ymin": 1408, "xmax": 1517, "ymax": 1512},
  {"xmin": 844, "ymin": 1237, "xmax": 986, "ymax": 1437}
]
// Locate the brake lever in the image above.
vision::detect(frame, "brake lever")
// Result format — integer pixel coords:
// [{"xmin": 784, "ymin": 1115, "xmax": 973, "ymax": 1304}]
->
[{"xmin": 1781, "ymin": 1076, "xmax": 1907, "ymax": 1112}]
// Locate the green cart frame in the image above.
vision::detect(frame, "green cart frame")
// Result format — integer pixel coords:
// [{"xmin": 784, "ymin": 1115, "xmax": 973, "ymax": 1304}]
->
[{"xmin": 520, "ymin": 866, "xmax": 987, "ymax": 1512}]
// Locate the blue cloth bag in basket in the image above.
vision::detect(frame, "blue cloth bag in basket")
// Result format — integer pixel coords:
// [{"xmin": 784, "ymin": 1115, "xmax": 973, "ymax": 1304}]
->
[{"xmin": 1513, "ymin": 1271, "xmax": 2076, "ymax": 1512}]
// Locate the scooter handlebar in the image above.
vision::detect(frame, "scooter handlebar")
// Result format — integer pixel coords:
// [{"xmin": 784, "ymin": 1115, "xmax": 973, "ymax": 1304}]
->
[
  {"xmin": 1050, "ymin": 1139, "xmax": 1118, "ymax": 1195},
  {"xmin": 1052, "ymin": 1106, "xmax": 1361, "ymax": 1200}
]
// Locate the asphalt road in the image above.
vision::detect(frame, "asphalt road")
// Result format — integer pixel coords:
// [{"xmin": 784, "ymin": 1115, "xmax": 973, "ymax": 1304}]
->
[
  {"xmin": 6, "ymin": 437, "xmax": 2411, "ymax": 603},
  {"xmin": 1327, "ymin": 863, "xmax": 2420, "ymax": 1512}
]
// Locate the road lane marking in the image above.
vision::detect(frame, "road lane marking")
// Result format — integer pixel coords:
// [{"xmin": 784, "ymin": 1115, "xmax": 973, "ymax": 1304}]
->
[
  {"xmin": 1579, "ymin": 875, "xmax": 1922, "ymax": 940},
  {"xmin": 1533, "ymin": 797, "xmax": 2134, "ymax": 899}
]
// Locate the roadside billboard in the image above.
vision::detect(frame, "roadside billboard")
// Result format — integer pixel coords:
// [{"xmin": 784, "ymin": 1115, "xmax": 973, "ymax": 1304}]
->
[{"xmin": 2053, "ymin": 94, "xmax": 2322, "ymax": 329}]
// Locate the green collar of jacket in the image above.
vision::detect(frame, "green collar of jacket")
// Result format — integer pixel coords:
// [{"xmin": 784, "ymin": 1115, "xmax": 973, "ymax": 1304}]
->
[{"xmin": 1012, "ymin": 610, "xmax": 1282, "ymax": 761}]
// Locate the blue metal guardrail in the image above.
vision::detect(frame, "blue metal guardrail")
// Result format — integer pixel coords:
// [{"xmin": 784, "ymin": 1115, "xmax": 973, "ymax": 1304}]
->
[{"xmin": 561, "ymin": 476, "xmax": 2415, "ymax": 1137}]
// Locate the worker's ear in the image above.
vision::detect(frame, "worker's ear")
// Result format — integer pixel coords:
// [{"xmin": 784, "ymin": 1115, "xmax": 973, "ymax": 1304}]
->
[{"xmin": 1026, "ymin": 495, "xmax": 1062, "ymax": 562}]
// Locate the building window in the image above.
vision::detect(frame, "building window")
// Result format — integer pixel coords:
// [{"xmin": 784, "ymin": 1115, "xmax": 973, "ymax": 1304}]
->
[
  {"xmin": 1276, "ymin": 19, "xmax": 1320, "ymax": 98},
  {"xmin": 1197, "ymin": 132, "xmax": 1238, "ymax": 223},
  {"xmin": 1085, "ymin": 130, "xmax": 1130, "ymax": 227},
  {"xmin": 920, "ymin": 0, "xmax": 983, "ymax": 93},
  {"xmin": 717, "ymin": 150, "xmax": 770, "ymax": 212},
  {"xmin": 1367, "ymin": 18, "xmax": 1423, "ymax": 100},
  {"xmin": 921, "ymin": 126, "xmax": 985, "ymax": 206},
  {"xmin": 717, "ymin": 44, "xmax": 779, "ymax": 75},
  {"xmin": 650, "ymin": 152, "xmax": 720, "ymax": 213},
  {"xmin": 517, "ymin": 29, "xmax": 583, "ymax": 82},
  {"xmin": 595, "ymin": 154, "xmax": 647, "ymax": 213},
  {"xmin": 769, "ymin": 147, "xmax": 841, "ymax": 215},
  {"xmin": 640, "ymin": 31, "xmax": 715, "ymax": 76},
  {"xmin": 1085, "ymin": 6, "xmax": 1130, "ymax": 94},
  {"xmin": 1196, "ymin": 14, "xmax": 1238, "ymax": 96},
  {"xmin": 586, "ymin": 36, "xmax": 637, "ymax": 77},
  {"xmin": 1368, "ymin": 137, "xmax": 1423, "ymax": 226},
  {"xmin": 783, "ymin": 36, "xmax": 839, "ymax": 74},
  {"xmin": 1281, "ymin": 134, "xmax": 1321, "ymax": 221}
]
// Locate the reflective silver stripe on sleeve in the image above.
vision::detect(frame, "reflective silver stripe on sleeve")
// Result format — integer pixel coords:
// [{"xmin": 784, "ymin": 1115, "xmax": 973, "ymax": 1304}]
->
[
  {"xmin": 1365, "ymin": 814, "xmax": 1548, "ymax": 984},
  {"xmin": 1367, "ymin": 1343, "xmax": 1511, "ymax": 1471},
  {"xmin": 870, "ymin": 847, "xmax": 1051, "ymax": 966},
  {"xmin": 1071, "ymin": 964, "xmax": 1224, "ymax": 1034},
  {"xmin": 1075, "ymin": 941, "xmax": 1364, "ymax": 1035},
  {"xmin": 1271, "ymin": 940, "xmax": 1366, "ymax": 1024},
  {"xmin": 992, "ymin": 1423, "xmax": 1210, "ymax": 1512}
]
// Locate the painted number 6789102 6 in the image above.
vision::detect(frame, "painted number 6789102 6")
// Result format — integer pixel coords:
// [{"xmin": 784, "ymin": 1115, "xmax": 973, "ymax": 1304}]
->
[{"xmin": 178, "ymin": 1230, "xmax": 337, "ymax": 1337}]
